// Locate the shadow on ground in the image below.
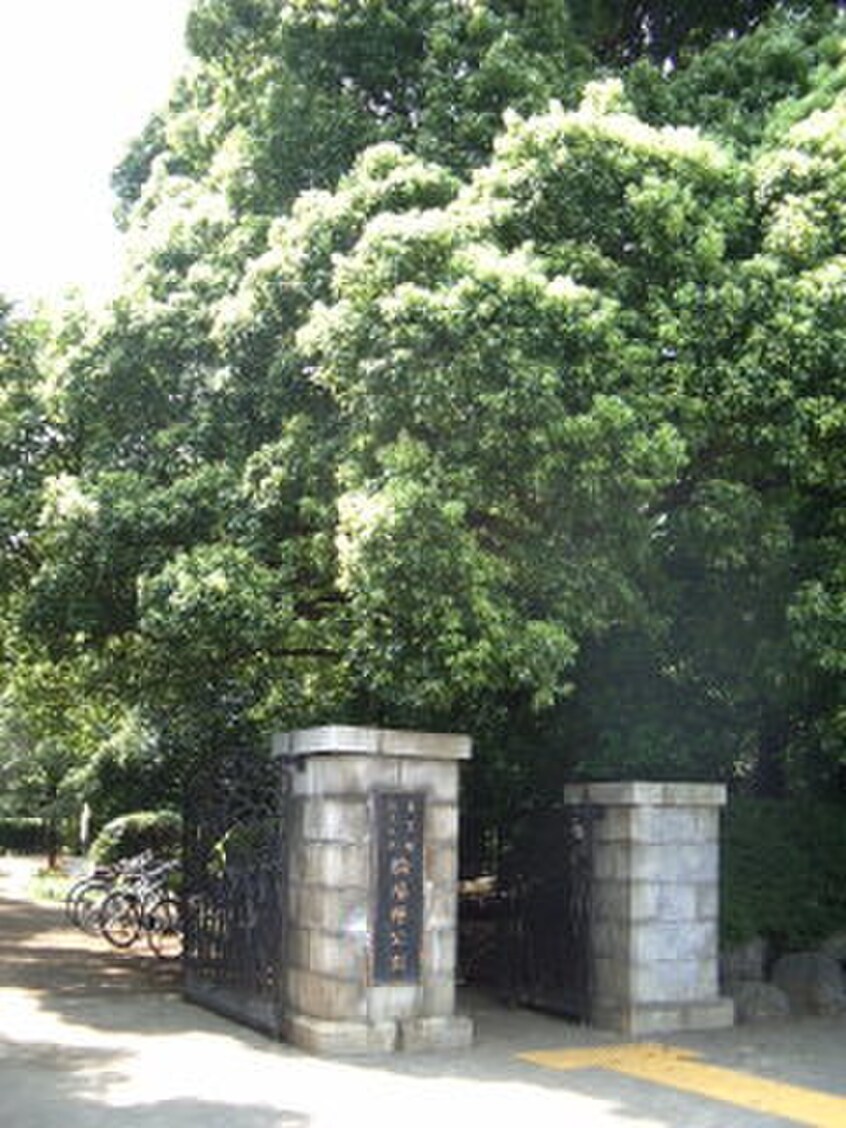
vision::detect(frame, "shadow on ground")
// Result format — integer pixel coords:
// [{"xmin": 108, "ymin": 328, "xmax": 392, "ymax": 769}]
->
[
  {"xmin": 3, "ymin": 872, "xmax": 845, "ymax": 1128},
  {"xmin": 0, "ymin": 894, "xmax": 181, "ymax": 1015},
  {"xmin": 0, "ymin": 1048, "xmax": 306, "ymax": 1128}
]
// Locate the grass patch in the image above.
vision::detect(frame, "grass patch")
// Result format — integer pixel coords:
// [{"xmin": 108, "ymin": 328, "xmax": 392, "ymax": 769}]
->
[{"xmin": 27, "ymin": 868, "xmax": 72, "ymax": 904}]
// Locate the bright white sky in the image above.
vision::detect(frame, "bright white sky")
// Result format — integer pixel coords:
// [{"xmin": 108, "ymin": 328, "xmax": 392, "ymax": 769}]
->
[{"xmin": 0, "ymin": 1, "xmax": 193, "ymax": 310}]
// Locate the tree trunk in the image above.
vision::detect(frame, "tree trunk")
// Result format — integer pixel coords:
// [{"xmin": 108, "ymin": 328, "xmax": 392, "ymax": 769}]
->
[
  {"xmin": 45, "ymin": 815, "xmax": 59, "ymax": 870},
  {"xmin": 44, "ymin": 783, "xmax": 60, "ymax": 870}
]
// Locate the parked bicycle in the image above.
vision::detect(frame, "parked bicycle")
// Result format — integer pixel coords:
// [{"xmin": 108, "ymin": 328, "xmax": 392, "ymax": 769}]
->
[
  {"xmin": 98, "ymin": 858, "xmax": 181, "ymax": 955},
  {"xmin": 64, "ymin": 850, "xmax": 155, "ymax": 933},
  {"xmin": 65, "ymin": 851, "xmax": 183, "ymax": 960}
]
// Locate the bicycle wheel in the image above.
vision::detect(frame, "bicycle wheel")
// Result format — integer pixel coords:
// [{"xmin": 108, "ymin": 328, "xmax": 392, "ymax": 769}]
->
[
  {"xmin": 63, "ymin": 875, "xmax": 93, "ymax": 929},
  {"xmin": 68, "ymin": 879, "xmax": 112, "ymax": 933},
  {"xmin": 64, "ymin": 876, "xmax": 95, "ymax": 926},
  {"xmin": 146, "ymin": 896, "xmax": 182, "ymax": 960},
  {"xmin": 99, "ymin": 890, "xmax": 142, "ymax": 948}
]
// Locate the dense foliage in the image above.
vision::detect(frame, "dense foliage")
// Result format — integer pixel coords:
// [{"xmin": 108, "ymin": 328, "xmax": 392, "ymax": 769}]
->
[
  {"xmin": 722, "ymin": 797, "xmax": 846, "ymax": 948},
  {"xmin": 2, "ymin": 2, "xmax": 845, "ymax": 838}
]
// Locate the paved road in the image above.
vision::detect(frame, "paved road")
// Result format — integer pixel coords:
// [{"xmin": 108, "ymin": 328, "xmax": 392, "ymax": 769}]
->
[{"xmin": 2, "ymin": 858, "xmax": 846, "ymax": 1127}]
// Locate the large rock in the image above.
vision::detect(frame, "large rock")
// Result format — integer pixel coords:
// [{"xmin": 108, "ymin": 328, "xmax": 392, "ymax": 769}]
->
[
  {"xmin": 771, "ymin": 952, "xmax": 846, "ymax": 1016},
  {"xmin": 820, "ymin": 932, "xmax": 846, "ymax": 965},
  {"xmin": 730, "ymin": 981, "xmax": 791, "ymax": 1023}
]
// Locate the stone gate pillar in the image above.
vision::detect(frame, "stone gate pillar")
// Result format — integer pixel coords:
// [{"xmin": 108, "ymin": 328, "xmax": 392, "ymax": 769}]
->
[
  {"xmin": 272, "ymin": 725, "xmax": 474, "ymax": 1054},
  {"xmin": 564, "ymin": 781, "xmax": 735, "ymax": 1037}
]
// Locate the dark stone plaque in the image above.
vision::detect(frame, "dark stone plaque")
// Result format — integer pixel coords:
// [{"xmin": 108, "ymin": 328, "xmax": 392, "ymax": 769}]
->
[{"xmin": 373, "ymin": 791, "xmax": 426, "ymax": 984}]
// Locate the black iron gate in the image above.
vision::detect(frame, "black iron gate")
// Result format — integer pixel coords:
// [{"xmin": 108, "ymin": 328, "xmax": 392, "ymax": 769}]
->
[
  {"xmin": 459, "ymin": 803, "xmax": 598, "ymax": 1022},
  {"xmin": 182, "ymin": 748, "xmax": 291, "ymax": 1035}
]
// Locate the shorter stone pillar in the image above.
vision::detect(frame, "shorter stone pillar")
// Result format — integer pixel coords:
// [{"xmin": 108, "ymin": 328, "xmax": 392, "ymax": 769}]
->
[
  {"xmin": 273, "ymin": 725, "xmax": 474, "ymax": 1054},
  {"xmin": 565, "ymin": 781, "xmax": 735, "ymax": 1037}
]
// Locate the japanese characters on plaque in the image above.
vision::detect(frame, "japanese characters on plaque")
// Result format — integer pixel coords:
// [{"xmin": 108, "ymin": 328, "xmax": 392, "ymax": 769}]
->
[{"xmin": 373, "ymin": 791, "xmax": 426, "ymax": 984}]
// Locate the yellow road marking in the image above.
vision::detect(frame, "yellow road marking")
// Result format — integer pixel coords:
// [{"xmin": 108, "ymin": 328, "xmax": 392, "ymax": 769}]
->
[{"xmin": 520, "ymin": 1043, "xmax": 846, "ymax": 1128}]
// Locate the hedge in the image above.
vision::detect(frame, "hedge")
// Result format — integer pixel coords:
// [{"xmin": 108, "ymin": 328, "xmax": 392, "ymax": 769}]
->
[
  {"xmin": 721, "ymin": 797, "xmax": 846, "ymax": 954},
  {"xmin": 0, "ymin": 817, "xmax": 47, "ymax": 854},
  {"xmin": 90, "ymin": 809, "xmax": 183, "ymax": 864}
]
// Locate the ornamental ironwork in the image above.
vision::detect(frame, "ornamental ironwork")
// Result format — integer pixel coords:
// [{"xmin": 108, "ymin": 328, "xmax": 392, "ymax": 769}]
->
[
  {"xmin": 459, "ymin": 802, "xmax": 600, "ymax": 1022},
  {"xmin": 182, "ymin": 748, "xmax": 291, "ymax": 1034}
]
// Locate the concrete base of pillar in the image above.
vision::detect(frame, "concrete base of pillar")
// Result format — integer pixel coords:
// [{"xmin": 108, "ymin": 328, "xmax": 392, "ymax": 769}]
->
[
  {"xmin": 284, "ymin": 1015, "xmax": 398, "ymax": 1055},
  {"xmin": 284, "ymin": 1013, "xmax": 474, "ymax": 1056},
  {"xmin": 595, "ymin": 996, "xmax": 735, "ymax": 1038}
]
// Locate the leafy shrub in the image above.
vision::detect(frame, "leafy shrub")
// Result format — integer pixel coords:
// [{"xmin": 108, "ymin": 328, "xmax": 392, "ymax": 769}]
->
[
  {"xmin": 90, "ymin": 809, "xmax": 182, "ymax": 864},
  {"xmin": 721, "ymin": 797, "xmax": 846, "ymax": 954},
  {"xmin": 0, "ymin": 817, "xmax": 46, "ymax": 854}
]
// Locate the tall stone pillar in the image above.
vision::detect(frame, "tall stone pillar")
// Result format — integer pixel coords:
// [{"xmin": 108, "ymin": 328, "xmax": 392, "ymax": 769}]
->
[
  {"xmin": 564, "ymin": 781, "xmax": 735, "ymax": 1037},
  {"xmin": 273, "ymin": 725, "xmax": 474, "ymax": 1055}
]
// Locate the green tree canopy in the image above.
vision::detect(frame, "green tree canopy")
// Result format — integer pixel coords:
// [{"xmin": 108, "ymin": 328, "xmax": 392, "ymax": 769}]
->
[{"xmin": 4, "ymin": 2, "xmax": 846, "ymax": 819}]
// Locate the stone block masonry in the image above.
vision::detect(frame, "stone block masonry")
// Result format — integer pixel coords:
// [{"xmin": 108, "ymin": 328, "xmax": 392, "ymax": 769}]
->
[
  {"xmin": 274, "ymin": 725, "xmax": 474, "ymax": 1055},
  {"xmin": 565, "ymin": 781, "xmax": 735, "ymax": 1037}
]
